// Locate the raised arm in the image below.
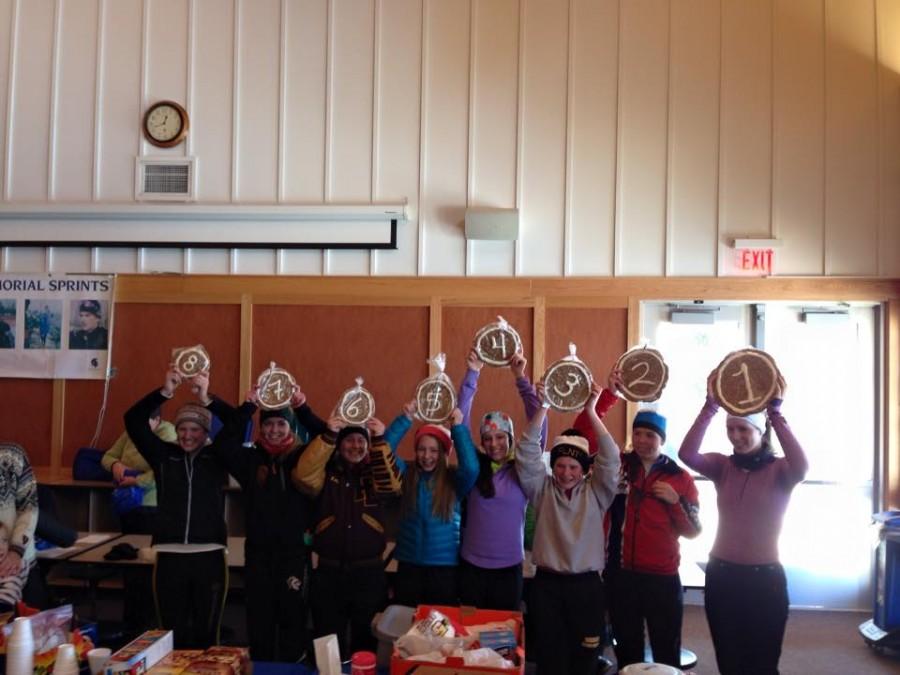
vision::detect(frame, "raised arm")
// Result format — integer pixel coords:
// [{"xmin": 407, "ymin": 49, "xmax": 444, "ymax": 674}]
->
[
  {"xmin": 458, "ymin": 349, "xmax": 483, "ymax": 427},
  {"xmin": 583, "ymin": 384, "xmax": 622, "ymax": 506},
  {"xmin": 572, "ymin": 368, "xmax": 622, "ymax": 454},
  {"xmin": 768, "ymin": 378, "xmax": 808, "ymax": 486},
  {"xmin": 514, "ymin": 403, "xmax": 549, "ymax": 503},
  {"xmin": 366, "ymin": 417, "xmax": 403, "ymax": 496},
  {"xmin": 510, "ymin": 351, "xmax": 550, "ymax": 449},
  {"xmin": 449, "ymin": 408, "xmax": 479, "ymax": 498},
  {"xmin": 384, "ymin": 401, "xmax": 414, "ymax": 454},
  {"xmin": 290, "ymin": 386, "xmax": 328, "ymax": 440},
  {"xmin": 291, "ymin": 418, "xmax": 342, "ymax": 497},
  {"xmin": 124, "ymin": 371, "xmax": 180, "ymax": 469},
  {"xmin": 678, "ymin": 371, "xmax": 727, "ymax": 481}
]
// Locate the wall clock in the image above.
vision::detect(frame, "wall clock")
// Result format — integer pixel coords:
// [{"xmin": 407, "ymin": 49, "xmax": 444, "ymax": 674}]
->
[{"xmin": 143, "ymin": 100, "xmax": 189, "ymax": 148}]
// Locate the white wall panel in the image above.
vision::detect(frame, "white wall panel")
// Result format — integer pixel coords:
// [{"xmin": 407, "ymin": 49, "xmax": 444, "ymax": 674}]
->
[
  {"xmin": 96, "ymin": 0, "xmax": 142, "ymax": 200},
  {"xmin": 616, "ymin": 0, "xmax": 669, "ymax": 276},
  {"xmin": 232, "ymin": 248, "xmax": 277, "ymax": 275},
  {"xmin": 282, "ymin": 0, "xmax": 327, "ymax": 203},
  {"xmin": 0, "ymin": 0, "xmax": 11, "ymax": 198},
  {"xmin": 144, "ymin": 0, "xmax": 188, "ymax": 158},
  {"xmin": 325, "ymin": 0, "xmax": 375, "ymax": 275},
  {"xmin": 772, "ymin": 0, "xmax": 825, "ymax": 276},
  {"xmin": 140, "ymin": 248, "xmax": 185, "ymax": 273},
  {"xmin": 825, "ymin": 0, "xmax": 878, "ymax": 275},
  {"xmin": 278, "ymin": 249, "xmax": 323, "ymax": 275},
  {"xmin": 2, "ymin": 248, "xmax": 47, "ymax": 272},
  {"xmin": 93, "ymin": 248, "xmax": 139, "ymax": 273},
  {"xmin": 48, "ymin": 247, "xmax": 91, "ymax": 273},
  {"xmin": 193, "ymin": 0, "xmax": 235, "ymax": 201},
  {"xmin": 518, "ymin": 0, "xmax": 567, "ymax": 276},
  {"xmin": 8, "ymin": 0, "xmax": 54, "ymax": 200},
  {"xmin": 877, "ymin": 0, "xmax": 900, "ymax": 277},
  {"xmin": 185, "ymin": 248, "xmax": 231, "ymax": 275},
  {"xmin": 52, "ymin": 0, "xmax": 98, "ymax": 201},
  {"xmin": 419, "ymin": 0, "xmax": 469, "ymax": 276},
  {"xmin": 668, "ymin": 0, "xmax": 719, "ymax": 277},
  {"xmin": 234, "ymin": 0, "xmax": 279, "ymax": 201},
  {"xmin": 567, "ymin": 0, "xmax": 617, "ymax": 276},
  {"xmin": 370, "ymin": 0, "xmax": 421, "ymax": 276},
  {"xmin": 717, "ymin": 0, "xmax": 773, "ymax": 274},
  {"xmin": 467, "ymin": 0, "xmax": 517, "ymax": 276}
]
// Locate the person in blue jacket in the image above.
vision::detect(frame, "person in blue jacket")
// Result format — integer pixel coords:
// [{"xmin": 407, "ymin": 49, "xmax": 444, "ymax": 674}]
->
[{"xmin": 389, "ymin": 402, "xmax": 479, "ymax": 607}]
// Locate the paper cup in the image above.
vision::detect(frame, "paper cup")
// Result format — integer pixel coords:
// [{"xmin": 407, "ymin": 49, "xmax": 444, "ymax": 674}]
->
[{"xmin": 87, "ymin": 647, "xmax": 112, "ymax": 675}]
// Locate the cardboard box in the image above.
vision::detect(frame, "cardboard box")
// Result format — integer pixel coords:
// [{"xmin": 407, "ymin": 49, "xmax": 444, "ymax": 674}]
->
[
  {"xmin": 105, "ymin": 630, "xmax": 173, "ymax": 673},
  {"xmin": 390, "ymin": 606, "xmax": 525, "ymax": 675}
]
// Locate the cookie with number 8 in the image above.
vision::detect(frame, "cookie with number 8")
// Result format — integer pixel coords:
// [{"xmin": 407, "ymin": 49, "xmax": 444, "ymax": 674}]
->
[
  {"xmin": 713, "ymin": 348, "xmax": 782, "ymax": 416},
  {"xmin": 172, "ymin": 344, "xmax": 210, "ymax": 378}
]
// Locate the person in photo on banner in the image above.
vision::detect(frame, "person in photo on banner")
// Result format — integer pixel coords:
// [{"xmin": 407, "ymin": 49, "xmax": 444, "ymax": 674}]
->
[
  {"xmin": 0, "ymin": 442, "xmax": 38, "ymax": 612},
  {"xmin": 455, "ymin": 348, "xmax": 546, "ymax": 611},
  {"xmin": 124, "ymin": 366, "xmax": 247, "ymax": 649},
  {"xmin": 292, "ymin": 412, "xmax": 403, "ymax": 661},
  {"xmin": 69, "ymin": 300, "xmax": 108, "ymax": 350},
  {"xmin": 678, "ymin": 371, "xmax": 808, "ymax": 675},
  {"xmin": 516, "ymin": 382, "xmax": 621, "ymax": 675},
  {"xmin": 387, "ymin": 402, "xmax": 479, "ymax": 608},
  {"xmin": 202, "ymin": 381, "xmax": 329, "ymax": 663}
]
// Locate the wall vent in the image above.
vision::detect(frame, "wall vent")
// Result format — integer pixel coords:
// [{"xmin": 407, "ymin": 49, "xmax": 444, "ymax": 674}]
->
[{"xmin": 135, "ymin": 157, "xmax": 196, "ymax": 201}]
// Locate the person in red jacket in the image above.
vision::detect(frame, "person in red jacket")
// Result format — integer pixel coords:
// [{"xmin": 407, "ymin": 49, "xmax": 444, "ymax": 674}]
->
[{"xmin": 612, "ymin": 410, "xmax": 701, "ymax": 668}]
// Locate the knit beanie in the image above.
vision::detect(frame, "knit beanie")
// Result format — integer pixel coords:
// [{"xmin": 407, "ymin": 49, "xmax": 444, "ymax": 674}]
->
[
  {"xmin": 632, "ymin": 410, "xmax": 667, "ymax": 443},
  {"xmin": 727, "ymin": 412, "xmax": 766, "ymax": 435},
  {"xmin": 260, "ymin": 406, "xmax": 296, "ymax": 427},
  {"xmin": 480, "ymin": 411, "xmax": 514, "ymax": 445},
  {"xmin": 334, "ymin": 425, "xmax": 369, "ymax": 450},
  {"xmin": 549, "ymin": 435, "xmax": 591, "ymax": 473},
  {"xmin": 415, "ymin": 424, "xmax": 453, "ymax": 455},
  {"xmin": 174, "ymin": 403, "xmax": 212, "ymax": 432}
]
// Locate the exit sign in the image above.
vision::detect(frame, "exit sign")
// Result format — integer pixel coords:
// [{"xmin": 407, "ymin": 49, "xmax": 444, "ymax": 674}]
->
[{"xmin": 727, "ymin": 248, "xmax": 776, "ymax": 276}]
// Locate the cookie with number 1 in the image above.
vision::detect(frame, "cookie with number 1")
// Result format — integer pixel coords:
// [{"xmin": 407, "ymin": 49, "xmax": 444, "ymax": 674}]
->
[{"xmin": 713, "ymin": 348, "xmax": 782, "ymax": 416}]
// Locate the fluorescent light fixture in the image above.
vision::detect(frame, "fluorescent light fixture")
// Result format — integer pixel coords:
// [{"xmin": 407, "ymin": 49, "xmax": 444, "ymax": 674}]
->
[
  {"xmin": 669, "ymin": 305, "xmax": 720, "ymax": 324},
  {"xmin": 801, "ymin": 308, "xmax": 850, "ymax": 325}
]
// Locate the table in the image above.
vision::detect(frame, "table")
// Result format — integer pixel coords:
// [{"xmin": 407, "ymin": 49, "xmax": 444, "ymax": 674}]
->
[
  {"xmin": 36, "ymin": 532, "xmax": 122, "ymax": 561},
  {"xmin": 69, "ymin": 535, "xmax": 246, "ymax": 567}
]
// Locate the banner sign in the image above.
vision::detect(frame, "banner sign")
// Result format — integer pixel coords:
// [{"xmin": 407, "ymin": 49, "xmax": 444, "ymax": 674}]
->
[{"xmin": 0, "ymin": 274, "xmax": 114, "ymax": 379}]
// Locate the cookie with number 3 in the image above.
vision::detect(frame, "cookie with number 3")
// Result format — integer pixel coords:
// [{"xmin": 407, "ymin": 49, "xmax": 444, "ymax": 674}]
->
[
  {"xmin": 713, "ymin": 348, "xmax": 782, "ymax": 416},
  {"xmin": 172, "ymin": 344, "xmax": 210, "ymax": 378}
]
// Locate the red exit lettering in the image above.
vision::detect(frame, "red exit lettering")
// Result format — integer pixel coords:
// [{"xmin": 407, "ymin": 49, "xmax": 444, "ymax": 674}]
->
[{"xmin": 737, "ymin": 248, "xmax": 774, "ymax": 274}]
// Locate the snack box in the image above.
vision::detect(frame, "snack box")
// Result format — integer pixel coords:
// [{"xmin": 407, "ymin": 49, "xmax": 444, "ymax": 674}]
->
[
  {"xmin": 104, "ymin": 630, "xmax": 173, "ymax": 674},
  {"xmin": 390, "ymin": 605, "xmax": 525, "ymax": 675},
  {"xmin": 147, "ymin": 646, "xmax": 250, "ymax": 675},
  {"xmin": 147, "ymin": 650, "xmax": 204, "ymax": 674}
]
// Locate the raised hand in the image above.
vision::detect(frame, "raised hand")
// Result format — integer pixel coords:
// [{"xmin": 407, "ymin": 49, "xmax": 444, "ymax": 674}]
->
[
  {"xmin": 402, "ymin": 399, "xmax": 418, "ymax": 420},
  {"xmin": 510, "ymin": 351, "xmax": 527, "ymax": 378},
  {"xmin": 367, "ymin": 417, "xmax": 386, "ymax": 437},
  {"xmin": 326, "ymin": 416, "xmax": 346, "ymax": 434},
  {"xmin": 583, "ymin": 381, "xmax": 603, "ymax": 412},
  {"xmin": 191, "ymin": 371, "xmax": 211, "ymax": 404},
  {"xmin": 162, "ymin": 367, "xmax": 182, "ymax": 396},
  {"xmin": 290, "ymin": 384, "xmax": 307, "ymax": 408},
  {"xmin": 449, "ymin": 408, "xmax": 463, "ymax": 426},
  {"xmin": 246, "ymin": 386, "xmax": 261, "ymax": 406},
  {"xmin": 607, "ymin": 368, "xmax": 624, "ymax": 395},
  {"xmin": 466, "ymin": 347, "xmax": 484, "ymax": 373}
]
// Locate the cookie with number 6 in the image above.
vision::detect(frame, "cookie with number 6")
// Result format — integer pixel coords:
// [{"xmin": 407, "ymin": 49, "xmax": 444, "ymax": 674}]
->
[{"xmin": 713, "ymin": 348, "xmax": 782, "ymax": 416}]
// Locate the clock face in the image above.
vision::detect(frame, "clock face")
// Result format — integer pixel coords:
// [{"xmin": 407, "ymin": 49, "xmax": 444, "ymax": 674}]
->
[{"xmin": 143, "ymin": 101, "xmax": 188, "ymax": 147}]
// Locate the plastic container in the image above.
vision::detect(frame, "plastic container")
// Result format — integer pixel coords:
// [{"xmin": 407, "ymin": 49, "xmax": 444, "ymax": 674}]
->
[
  {"xmin": 372, "ymin": 605, "xmax": 415, "ymax": 669},
  {"xmin": 351, "ymin": 650, "xmax": 376, "ymax": 674}
]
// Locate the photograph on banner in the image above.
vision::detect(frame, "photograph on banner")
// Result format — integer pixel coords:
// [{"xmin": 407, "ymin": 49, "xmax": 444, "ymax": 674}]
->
[
  {"xmin": 0, "ymin": 300, "xmax": 15, "ymax": 349},
  {"xmin": 0, "ymin": 274, "xmax": 114, "ymax": 379}
]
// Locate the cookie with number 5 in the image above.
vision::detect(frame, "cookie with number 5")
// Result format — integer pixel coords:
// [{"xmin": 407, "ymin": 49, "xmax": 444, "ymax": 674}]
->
[{"xmin": 713, "ymin": 348, "xmax": 782, "ymax": 416}]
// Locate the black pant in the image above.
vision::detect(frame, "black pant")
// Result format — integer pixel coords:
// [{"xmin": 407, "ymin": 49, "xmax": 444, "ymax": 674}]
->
[
  {"xmin": 153, "ymin": 549, "xmax": 227, "ymax": 649},
  {"xmin": 393, "ymin": 562, "xmax": 458, "ymax": 607},
  {"xmin": 245, "ymin": 549, "xmax": 308, "ymax": 662},
  {"xmin": 458, "ymin": 558, "xmax": 523, "ymax": 611},
  {"xmin": 310, "ymin": 563, "xmax": 385, "ymax": 660},
  {"xmin": 531, "ymin": 569, "xmax": 606, "ymax": 675},
  {"xmin": 121, "ymin": 507, "xmax": 157, "ymax": 631},
  {"xmin": 609, "ymin": 569, "xmax": 683, "ymax": 667},
  {"xmin": 704, "ymin": 557, "xmax": 789, "ymax": 675}
]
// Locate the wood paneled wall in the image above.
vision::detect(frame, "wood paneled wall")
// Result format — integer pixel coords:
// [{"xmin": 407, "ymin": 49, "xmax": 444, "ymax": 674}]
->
[
  {"xmin": 17, "ymin": 274, "xmax": 900, "ymax": 508},
  {"xmin": 0, "ymin": 0, "xmax": 898, "ymax": 278}
]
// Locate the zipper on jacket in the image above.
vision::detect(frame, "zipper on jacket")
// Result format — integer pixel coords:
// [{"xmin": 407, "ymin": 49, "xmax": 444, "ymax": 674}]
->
[{"xmin": 183, "ymin": 453, "xmax": 195, "ymax": 544}]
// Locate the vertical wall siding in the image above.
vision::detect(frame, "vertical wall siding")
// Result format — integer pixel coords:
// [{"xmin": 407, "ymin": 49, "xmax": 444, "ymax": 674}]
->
[{"xmin": 0, "ymin": 0, "xmax": 897, "ymax": 278}]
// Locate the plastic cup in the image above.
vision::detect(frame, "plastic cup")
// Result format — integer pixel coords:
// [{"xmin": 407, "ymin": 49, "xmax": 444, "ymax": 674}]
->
[
  {"xmin": 87, "ymin": 647, "xmax": 112, "ymax": 675},
  {"xmin": 350, "ymin": 650, "xmax": 376, "ymax": 675}
]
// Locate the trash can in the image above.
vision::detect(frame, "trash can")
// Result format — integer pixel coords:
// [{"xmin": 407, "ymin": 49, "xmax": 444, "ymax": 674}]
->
[{"xmin": 873, "ymin": 512, "xmax": 900, "ymax": 632}]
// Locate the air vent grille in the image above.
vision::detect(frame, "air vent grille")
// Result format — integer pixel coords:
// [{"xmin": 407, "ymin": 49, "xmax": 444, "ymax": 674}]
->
[
  {"xmin": 144, "ymin": 163, "xmax": 190, "ymax": 194},
  {"xmin": 135, "ymin": 157, "xmax": 196, "ymax": 201}
]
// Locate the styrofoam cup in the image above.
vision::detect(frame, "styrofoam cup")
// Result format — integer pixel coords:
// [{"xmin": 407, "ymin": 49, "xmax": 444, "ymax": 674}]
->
[{"xmin": 87, "ymin": 647, "xmax": 112, "ymax": 675}]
